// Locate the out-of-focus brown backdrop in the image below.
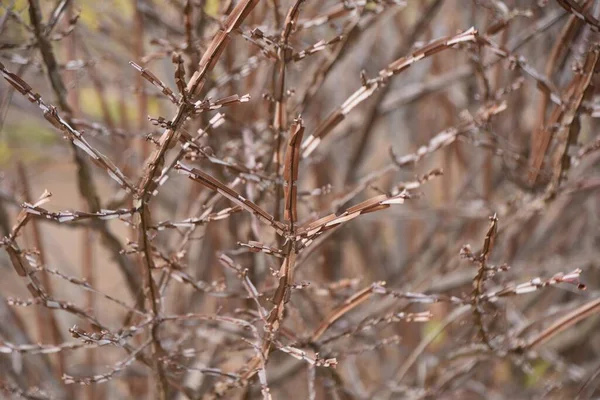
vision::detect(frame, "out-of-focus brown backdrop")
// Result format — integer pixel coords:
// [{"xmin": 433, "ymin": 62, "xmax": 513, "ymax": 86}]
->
[{"xmin": 1, "ymin": 0, "xmax": 600, "ymax": 399}]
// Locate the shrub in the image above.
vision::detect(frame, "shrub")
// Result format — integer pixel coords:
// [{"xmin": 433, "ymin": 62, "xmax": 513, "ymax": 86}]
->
[{"xmin": 1, "ymin": 0, "xmax": 599, "ymax": 399}]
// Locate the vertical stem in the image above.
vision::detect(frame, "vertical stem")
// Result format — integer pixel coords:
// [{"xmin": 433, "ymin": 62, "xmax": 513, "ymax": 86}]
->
[
  {"xmin": 134, "ymin": 0, "xmax": 149, "ymax": 161},
  {"xmin": 67, "ymin": 3, "xmax": 97, "ymax": 398},
  {"xmin": 16, "ymin": 163, "xmax": 67, "ymax": 386},
  {"xmin": 132, "ymin": 2, "xmax": 153, "ymax": 398},
  {"xmin": 138, "ymin": 202, "xmax": 169, "ymax": 400}
]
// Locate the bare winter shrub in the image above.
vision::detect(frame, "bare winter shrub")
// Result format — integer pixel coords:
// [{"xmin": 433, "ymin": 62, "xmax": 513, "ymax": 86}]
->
[{"xmin": 1, "ymin": 0, "xmax": 600, "ymax": 399}]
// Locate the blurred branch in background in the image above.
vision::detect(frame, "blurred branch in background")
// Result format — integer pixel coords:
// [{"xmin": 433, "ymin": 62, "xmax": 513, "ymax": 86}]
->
[{"xmin": 0, "ymin": 0, "xmax": 600, "ymax": 399}]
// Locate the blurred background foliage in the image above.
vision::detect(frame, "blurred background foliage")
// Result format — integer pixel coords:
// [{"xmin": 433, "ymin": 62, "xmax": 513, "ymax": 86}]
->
[{"xmin": 1, "ymin": 0, "xmax": 600, "ymax": 399}]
